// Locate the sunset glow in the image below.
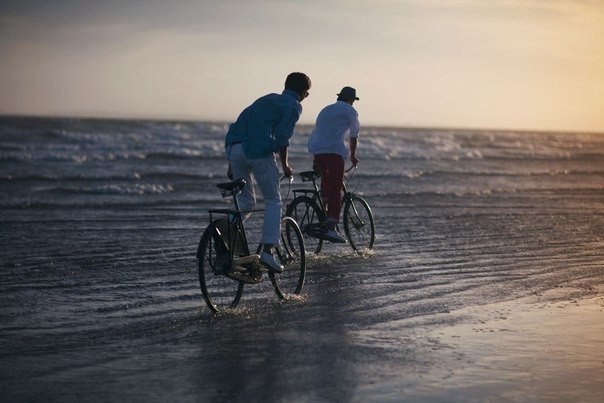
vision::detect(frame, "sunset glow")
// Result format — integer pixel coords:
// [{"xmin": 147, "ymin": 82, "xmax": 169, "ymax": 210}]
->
[{"xmin": 1, "ymin": 0, "xmax": 603, "ymax": 132}]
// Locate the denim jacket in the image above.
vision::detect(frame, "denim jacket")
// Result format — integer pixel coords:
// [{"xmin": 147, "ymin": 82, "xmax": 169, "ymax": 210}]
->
[{"xmin": 225, "ymin": 90, "xmax": 302, "ymax": 159}]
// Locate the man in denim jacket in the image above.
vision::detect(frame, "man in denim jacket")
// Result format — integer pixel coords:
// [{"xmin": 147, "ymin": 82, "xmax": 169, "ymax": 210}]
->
[{"xmin": 225, "ymin": 72, "xmax": 311, "ymax": 272}]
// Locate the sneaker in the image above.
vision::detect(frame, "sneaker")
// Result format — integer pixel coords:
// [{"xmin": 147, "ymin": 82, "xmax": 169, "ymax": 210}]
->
[
  {"xmin": 324, "ymin": 229, "xmax": 347, "ymax": 244},
  {"xmin": 260, "ymin": 251, "xmax": 284, "ymax": 273}
]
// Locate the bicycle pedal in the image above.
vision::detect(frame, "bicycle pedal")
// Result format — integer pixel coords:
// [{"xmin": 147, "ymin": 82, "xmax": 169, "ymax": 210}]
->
[{"xmin": 232, "ymin": 254, "xmax": 260, "ymax": 266}]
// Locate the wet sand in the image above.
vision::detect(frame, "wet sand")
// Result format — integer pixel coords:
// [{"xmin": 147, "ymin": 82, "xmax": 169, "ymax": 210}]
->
[
  {"xmin": 3, "ymin": 247, "xmax": 602, "ymax": 402},
  {"xmin": 363, "ymin": 287, "xmax": 604, "ymax": 402}
]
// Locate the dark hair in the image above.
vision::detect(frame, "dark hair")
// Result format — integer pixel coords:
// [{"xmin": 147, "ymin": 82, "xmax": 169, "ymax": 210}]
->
[{"xmin": 284, "ymin": 72, "xmax": 311, "ymax": 97}]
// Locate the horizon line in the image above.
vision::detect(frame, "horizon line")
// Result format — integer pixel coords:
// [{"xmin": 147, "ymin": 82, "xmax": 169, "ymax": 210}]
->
[{"xmin": 0, "ymin": 112, "xmax": 602, "ymax": 136}]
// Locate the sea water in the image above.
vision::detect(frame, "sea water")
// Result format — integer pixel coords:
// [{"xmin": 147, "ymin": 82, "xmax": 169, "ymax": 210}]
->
[{"xmin": 1, "ymin": 117, "xmax": 603, "ymax": 401}]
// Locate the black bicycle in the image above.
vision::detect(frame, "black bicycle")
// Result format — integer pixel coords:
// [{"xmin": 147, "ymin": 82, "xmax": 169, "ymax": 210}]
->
[
  {"xmin": 285, "ymin": 167, "xmax": 375, "ymax": 254},
  {"xmin": 197, "ymin": 179, "xmax": 306, "ymax": 313}
]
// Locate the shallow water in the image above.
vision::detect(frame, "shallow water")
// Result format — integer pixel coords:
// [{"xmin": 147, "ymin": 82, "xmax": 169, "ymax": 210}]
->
[{"xmin": 1, "ymin": 117, "xmax": 603, "ymax": 401}]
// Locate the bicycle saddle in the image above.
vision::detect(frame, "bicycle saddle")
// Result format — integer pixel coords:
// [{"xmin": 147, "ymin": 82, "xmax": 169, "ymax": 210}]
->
[
  {"xmin": 300, "ymin": 171, "xmax": 320, "ymax": 182},
  {"xmin": 216, "ymin": 179, "xmax": 246, "ymax": 194}
]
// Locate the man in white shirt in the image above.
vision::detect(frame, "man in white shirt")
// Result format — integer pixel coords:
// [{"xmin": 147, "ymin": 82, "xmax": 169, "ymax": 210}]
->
[{"xmin": 307, "ymin": 86, "xmax": 360, "ymax": 243}]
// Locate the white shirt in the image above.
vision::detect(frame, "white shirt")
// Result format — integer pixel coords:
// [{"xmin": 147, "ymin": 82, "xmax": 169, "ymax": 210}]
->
[{"xmin": 307, "ymin": 101, "xmax": 360, "ymax": 159}]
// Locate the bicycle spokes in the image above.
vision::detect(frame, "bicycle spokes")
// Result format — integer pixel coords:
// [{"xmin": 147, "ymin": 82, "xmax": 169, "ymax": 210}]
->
[
  {"xmin": 198, "ymin": 223, "xmax": 244, "ymax": 313},
  {"xmin": 285, "ymin": 195, "xmax": 325, "ymax": 254},
  {"xmin": 348, "ymin": 202, "xmax": 365, "ymax": 228},
  {"xmin": 270, "ymin": 217, "xmax": 306, "ymax": 299},
  {"xmin": 343, "ymin": 195, "xmax": 375, "ymax": 251}
]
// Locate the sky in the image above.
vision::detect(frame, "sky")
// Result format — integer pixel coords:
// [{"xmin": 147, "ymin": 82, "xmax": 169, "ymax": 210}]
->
[{"xmin": 0, "ymin": 0, "xmax": 603, "ymax": 132}]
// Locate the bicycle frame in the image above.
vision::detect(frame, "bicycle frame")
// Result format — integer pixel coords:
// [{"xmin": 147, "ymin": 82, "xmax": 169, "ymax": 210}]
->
[
  {"xmin": 197, "ymin": 178, "xmax": 307, "ymax": 312},
  {"xmin": 202, "ymin": 179, "xmax": 266, "ymax": 281},
  {"xmin": 207, "ymin": 207, "xmax": 264, "ymax": 261},
  {"xmin": 287, "ymin": 168, "xmax": 375, "ymax": 253},
  {"xmin": 342, "ymin": 183, "xmax": 366, "ymax": 226},
  {"xmin": 208, "ymin": 209, "xmax": 245, "ymax": 253},
  {"xmin": 291, "ymin": 173, "xmax": 353, "ymax": 221}
]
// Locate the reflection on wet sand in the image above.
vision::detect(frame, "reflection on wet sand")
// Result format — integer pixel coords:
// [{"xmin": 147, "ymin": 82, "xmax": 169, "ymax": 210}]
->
[
  {"xmin": 191, "ymin": 266, "xmax": 359, "ymax": 402},
  {"xmin": 421, "ymin": 289, "xmax": 604, "ymax": 402}
]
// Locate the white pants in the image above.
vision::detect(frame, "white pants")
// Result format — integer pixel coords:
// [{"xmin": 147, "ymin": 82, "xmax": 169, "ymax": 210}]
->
[{"xmin": 227, "ymin": 143, "xmax": 281, "ymax": 245}]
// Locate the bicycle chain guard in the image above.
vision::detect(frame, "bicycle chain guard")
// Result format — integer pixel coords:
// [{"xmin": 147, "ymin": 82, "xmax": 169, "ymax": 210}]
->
[{"xmin": 224, "ymin": 257, "xmax": 264, "ymax": 284}]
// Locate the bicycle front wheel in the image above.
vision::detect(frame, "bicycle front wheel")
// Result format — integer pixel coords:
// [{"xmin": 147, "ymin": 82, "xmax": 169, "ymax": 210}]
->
[
  {"xmin": 343, "ymin": 195, "xmax": 375, "ymax": 252},
  {"xmin": 197, "ymin": 223, "xmax": 244, "ymax": 313},
  {"xmin": 286, "ymin": 195, "xmax": 325, "ymax": 254},
  {"xmin": 270, "ymin": 217, "xmax": 306, "ymax": 299}
]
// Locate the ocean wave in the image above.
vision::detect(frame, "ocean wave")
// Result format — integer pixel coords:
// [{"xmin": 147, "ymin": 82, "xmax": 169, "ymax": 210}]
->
[
  {"xmin": 0, "ymin": 127, "xmax": 76, "ymax": 143},
  {"xmin": 0, "ymin": 150, "xmax": 226, "ymax": 163},
  {"xmin": 0, "ymin": 196, "xmax": 222, "ymax": 209},
  {"xmin": 0, "ymin": 171, "xmax": 224, "ymax": 183},
  {"xmin": 2, "ymin": 117, "xmax": 603, "ymax": 210},
  {"xmin": 47, "ymin": 183, "xmax": 176, "ymax": 196},
  {"xmin": 396, "ymin": 168, "xmax": 604, "ymax": 178},
  {"xmin": 143, "ymin": 151, "xmax": 221, "ymax": 161},
  {"xmin": 360, "ymin": 188, "xmax": 604, "ymax": 209}
]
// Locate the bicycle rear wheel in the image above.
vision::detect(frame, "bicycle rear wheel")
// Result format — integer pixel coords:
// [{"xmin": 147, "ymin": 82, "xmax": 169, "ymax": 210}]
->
[
  {"xmin": 286, "ymin": 195, "xmax": 325, "ymax": 254},
  {"xmin": 197, "ymin": 222, "xmax": 244, "ymax": 313},
  {"xmin": 343, "ymin": 195, "xmax": 375, "ymax": 252},
  {"xmin": 270, "ymin": 217, "xmax": 306, "ymax": 299}
]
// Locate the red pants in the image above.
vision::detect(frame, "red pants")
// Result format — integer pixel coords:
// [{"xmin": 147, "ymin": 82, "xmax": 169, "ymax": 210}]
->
[{"xmin": 313, "ymin": 154, "xmax": 344, "ymax": 222}]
